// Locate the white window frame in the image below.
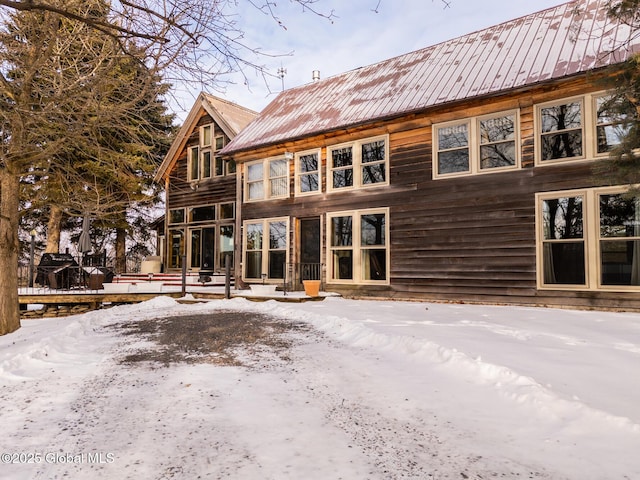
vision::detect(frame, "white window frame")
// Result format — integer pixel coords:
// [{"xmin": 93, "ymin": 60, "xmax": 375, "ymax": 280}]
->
[
  {"xmin": 536, "ymin": 186, "xmax": 640, "ymax": 292},
  {"xmin": 433, "ymin": 110, "xmax": 520, "ymax": 179},
  {"xmin": 200, "ymin": 124, "xmax": 213, "ymax": 148},
  {"xmin": 242, "ymin": 217, "xmax": 290, "ymax": 282},
  {"xmin": 187, "ymin": 146, "xmax": 200, "ymax": 182},
  {"xmin": 326, "ymin": 208, "xmax": 390, "ymax": 285},
  {"xmin": 214, "ymin": 135, "xmax": 226, "ymax": 151},
  {"xmin": 199, "ymin": 125, "xmax": 213, "ymax": 179},
  {"xmin": 294, "ymin": 148, "xmax": 322, "ymax": 196},
  {"xmin": 244, "ymin": 156, "xmax": 290, "ymax": 202},
  {"xmin": 188, "ymin": 126, "xmax": 233, "ymax": 181},
  {"xmin": 327, "ymin": 135, "xmax": 389, "ymax": 192},
  {"xmin": 593, "ymin": 92, "xmax": 635, "ymax": 156},
  {"xmin": 534, "ymin": 91, "xmax": 635, "ymax": 166},
  {"xmin": 168, "ymin": 208, "xmax": 185, "ymax": 225},
  {"xmin": 186, "ymin": 224, "xmax": 235, "ymax": 273}
]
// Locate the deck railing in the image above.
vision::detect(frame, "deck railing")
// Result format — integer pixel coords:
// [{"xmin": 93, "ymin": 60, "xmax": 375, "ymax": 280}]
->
[
  {"xmin": 284, "ymin": 263, "xmax": 323, "ymax": 293},
  {"xmin": 18, "ymin": 264, "xmax": 114, "ymax": 294}
]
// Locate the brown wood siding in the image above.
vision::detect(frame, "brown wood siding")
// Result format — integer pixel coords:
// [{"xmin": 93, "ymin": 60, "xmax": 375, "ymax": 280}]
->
[
  {"xmin": 234, "ymin": 76, "xmax": 640, "ymax": 310},
  {"xmin": 166, "ymin": 112, "xmax": 237, "ymax": 210}
]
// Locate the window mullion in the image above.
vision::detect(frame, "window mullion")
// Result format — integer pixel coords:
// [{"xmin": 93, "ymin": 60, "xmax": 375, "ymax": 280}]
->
[
  {"xmin": 470, "ymin": 119, "xmax": 479, "ymax": 174},
  {"xmin": 353, "ymin": 141, "xmax": 361, "ymax": 188},
  {"xmin": 584, "ymin": 94, "xmax": 595, "ymax": 159}
]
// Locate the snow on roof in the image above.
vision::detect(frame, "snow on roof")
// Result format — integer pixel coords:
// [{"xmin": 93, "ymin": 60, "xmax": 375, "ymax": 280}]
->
[{"xmin": 222, "ymin": 0, "xmax": 640, "ymax": 155}]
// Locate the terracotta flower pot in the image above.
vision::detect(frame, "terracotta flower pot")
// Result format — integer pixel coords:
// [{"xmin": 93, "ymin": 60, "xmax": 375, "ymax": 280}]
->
[{"xmin": 303, "ymin": 280, "xmax": 321, "ymax": 297}]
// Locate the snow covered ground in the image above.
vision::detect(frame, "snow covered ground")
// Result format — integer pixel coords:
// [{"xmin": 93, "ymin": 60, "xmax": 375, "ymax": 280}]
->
[{"xmin": 0, "ymin": 295, "xmax": 639, "ymax": 479}]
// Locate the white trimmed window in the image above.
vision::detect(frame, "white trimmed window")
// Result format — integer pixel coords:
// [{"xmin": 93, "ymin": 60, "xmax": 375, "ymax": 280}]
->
[
  {"xmin": 327, "ymin": 208, "xmax": 389, "ymax": 284},
  {"xmin": 433, "ymin": 110, "xmax": 520, "ymax": 178},
  {"xmin": 537, "ymin": 187, "xmax": 640, "ymax": 291},
  {"xmin": 200, "ymin": 124, "xmax": 213, "ymax": 179},
  {"xmin": 295, "ymin": 149, "xmax": 321, "ymax": 196},
  {"xmin": 245, "ymin": 157, "xmax": 289, "ymax": 201},
  {"xmin": 535, "ymin": 92, "xmax": 636, "ymax": 164},
  {"xmin": 243, "ymin": 217, "xmax": 289, "ymax": 280},
  {"xmin": 201, "ymin": 125, "xmax": 212, "ymax": 147},
  {"xmin": 188, "ymin": 146, "xmax": 200, "ymax": 181},
  {"xmin": 188, "ymin": 126, "xmax": 233, "ymax": 181},
  {"xmin": 328, "ymin": 135, "xmax": 389, "ymax": 191},
  {"xmin": 183, "ymin": 202, "xmax": 236, "ymax": 272},
  {"xmin": 595, "ymin": 94, "xmax": 635, "ymax": 154}
]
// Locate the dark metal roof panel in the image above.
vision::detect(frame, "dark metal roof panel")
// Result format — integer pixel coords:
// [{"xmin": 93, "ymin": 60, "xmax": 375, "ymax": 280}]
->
[{"xmin": 222, "ymin": 0, "xmax": 640, "ymax": 154}]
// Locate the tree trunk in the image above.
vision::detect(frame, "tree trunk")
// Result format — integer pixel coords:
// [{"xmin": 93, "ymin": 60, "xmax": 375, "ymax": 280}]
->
[
  {"xmin": 45, "ymin": 204, "xmax": 63, "ymax": 253},
  {"xmin": 0, "ymin": 171, "xmax": 21, "ymax": 335},
  {"xmin": 116, "ymin": 226, "xmax": 126, "ymax": 273}
]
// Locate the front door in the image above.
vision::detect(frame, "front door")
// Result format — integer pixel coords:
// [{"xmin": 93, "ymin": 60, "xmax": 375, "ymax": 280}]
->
[{"xmin": 299, "ymin": 217, "xmax": 321, "ymax": 283}]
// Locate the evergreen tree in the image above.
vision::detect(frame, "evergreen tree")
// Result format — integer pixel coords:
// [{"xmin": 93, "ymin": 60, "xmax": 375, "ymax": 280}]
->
[
  {"xmin": 0, "ymin": 0, "xmax": 173, "ymax": 333},
  {"xmin": 598, "ymin": 1, "xmax": 640, "ymax": 190}
]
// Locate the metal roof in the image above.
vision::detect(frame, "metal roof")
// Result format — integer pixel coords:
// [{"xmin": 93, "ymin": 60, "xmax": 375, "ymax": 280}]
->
[
  {"xmin": 201, "ymin": 93, "xmax": 258, "ymax": 135},
  {"xmin": 222, "ymin": 0, "xmax": 640, "ymax": 155}
]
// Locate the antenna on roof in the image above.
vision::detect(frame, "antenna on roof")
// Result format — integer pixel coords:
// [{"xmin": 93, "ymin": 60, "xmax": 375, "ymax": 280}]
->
[{"xmin": 277, "ymin": 65, "xmax": 287, "ymax": 91}]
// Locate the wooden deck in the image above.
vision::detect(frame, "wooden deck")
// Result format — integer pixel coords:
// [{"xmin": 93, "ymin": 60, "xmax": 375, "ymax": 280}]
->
[{"xmin": 19, "ymin": 291, "xmax": 187, "ymax": 308}]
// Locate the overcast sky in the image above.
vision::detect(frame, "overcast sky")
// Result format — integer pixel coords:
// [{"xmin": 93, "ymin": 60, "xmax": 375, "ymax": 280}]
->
[{"xmin": 168, "ymin": 0, "xmax": 566, "ymax": 122}]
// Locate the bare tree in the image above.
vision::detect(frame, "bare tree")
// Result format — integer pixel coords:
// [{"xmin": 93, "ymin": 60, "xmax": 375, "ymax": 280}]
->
[{"xmin": 0, "ymin": 0, "xmax": 343, "ymax": 334}]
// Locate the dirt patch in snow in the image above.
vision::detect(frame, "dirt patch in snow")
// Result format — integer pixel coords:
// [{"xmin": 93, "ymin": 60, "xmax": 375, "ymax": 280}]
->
[{"xmin": 113, "ymin": 311, "xmax": 310, "ymax": 367}]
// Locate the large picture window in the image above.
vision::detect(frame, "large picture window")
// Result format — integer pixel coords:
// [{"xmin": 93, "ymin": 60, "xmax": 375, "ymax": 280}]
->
[
  {"xmin": 327, "ymin": 208, "xmax": 389, "ymax": 284},
  {"xmin": 245, "ymin": 157, "xmax": 289, "ymax": 201},
  {"xmin": 170, "ymin": 202, "xmax": 235, "ymax": 272},
  {"xmin": 328, "ymin": 135, "xmax": 389, "ymax": 191},
  {"xmin": 537, "ymin": 187, "xmax": 640, "ymax": 290},
  {"xmin": 599, "ymin": 193, "xmax": 640, "ymax": 286},
  {"xmin": 243, "ymin": 218, "xmax": 289, "ymax": 280},
  {"xmin": 434, "ymin": 111, "xmax": 519, "ymax": 178}
]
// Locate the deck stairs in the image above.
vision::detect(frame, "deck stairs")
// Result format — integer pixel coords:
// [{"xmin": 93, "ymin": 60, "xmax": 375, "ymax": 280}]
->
[{"xmin": 112, "ymin": 272, "xmax": 231, "ymax": 288}]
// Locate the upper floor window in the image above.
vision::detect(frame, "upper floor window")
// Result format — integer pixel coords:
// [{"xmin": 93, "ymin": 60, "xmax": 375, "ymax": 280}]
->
[
  {"xmin": 295, "ymin": 149, "xmax": 321, "ymax": 196},
  {"xmin": 245, "ymin": 157, "xmax": 289, "ymax": 202},
  {"xmin": 188, "ymin": 146, "xmax": 200, "ymax": 181},
  {"xmin": 188, "ymin": 125, "xmax": 233, "ymax": 181},
  {"xmin": 595, "ymin": 94, "xmax": 635, "ymax": 154},
  {"xmin": 433, "ymin": 111, "xmax": 519, "ymax": 178},
  {"xmin": 539, "ymin": 100, "xmax": 583, "ymax": 161},
  {"xmin": 536, "ymin": 92, "xmax": 636, "ymax": 164},
  {"xmin": 201, "ymin": 125, "xmax": 212, "ymax": 147},
  {"xmin": 327, "ymin": 135, "xmax": 389, "ymax": 191}
]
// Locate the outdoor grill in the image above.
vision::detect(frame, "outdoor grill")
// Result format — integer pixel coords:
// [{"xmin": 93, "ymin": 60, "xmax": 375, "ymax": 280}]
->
[{"xmin": 36, "ymin": 253, "xmax": 80, "ymax": 289}]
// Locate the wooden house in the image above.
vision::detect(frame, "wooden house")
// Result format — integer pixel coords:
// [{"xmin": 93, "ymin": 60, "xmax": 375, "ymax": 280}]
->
[
  {"xmin": 154, "ymin": 93, "xmax": 258, "ymax": 276},
  {"xmin": 219, "ymin": 0, "xmax": 640, "ymax": 310}
]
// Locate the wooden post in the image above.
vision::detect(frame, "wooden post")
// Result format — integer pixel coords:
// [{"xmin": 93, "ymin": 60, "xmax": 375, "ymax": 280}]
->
[
  {"xmin": 181, "ymin": 254, "xmax": 187, "ymax": 297},
  {"xmin": 224, "ymin": 253, "xmax": 231, "ymax": 299}
]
